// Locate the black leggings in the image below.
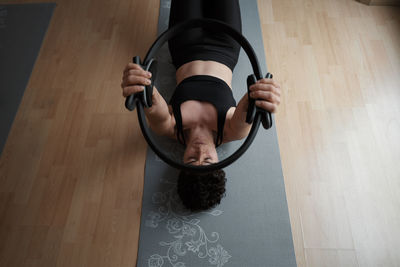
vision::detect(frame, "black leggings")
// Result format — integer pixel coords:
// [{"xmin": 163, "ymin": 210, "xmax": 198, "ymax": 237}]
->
[{"xmin": 168, "ymin": 0, "xmax": 242, "ymax": 71}]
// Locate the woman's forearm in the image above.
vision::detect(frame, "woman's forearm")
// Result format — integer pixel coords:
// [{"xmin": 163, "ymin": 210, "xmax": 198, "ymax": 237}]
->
[
  {"xmin": 121, "ymin": 63, "xmax": 175, "ymax": 137},
  {"xmin": 228, "ymin": 93, "xmax": 252, "ymax": 140},
  {"xmin": 144, "ymin": 87, "xmax": 174, "ymax": 136},
  {"xmin": 228, "ymin": 77, "xmax": 282, "ymax": 140}
]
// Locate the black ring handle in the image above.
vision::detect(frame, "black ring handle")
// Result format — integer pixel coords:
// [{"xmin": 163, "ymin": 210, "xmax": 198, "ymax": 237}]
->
[
  {"xmin": 126, "ymin": 18, "xmax": 272, "ymax": 172},
  {"xmin": 246, "ymin": 73, "xmax": 273, "ymax": 129},
  {"xmin": 125, "ymin": 56, "xmax": 157, "ymax": 111}
]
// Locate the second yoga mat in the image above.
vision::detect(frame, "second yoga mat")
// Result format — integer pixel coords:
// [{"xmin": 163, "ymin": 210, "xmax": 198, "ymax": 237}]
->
[{"xmin": 0, "ymin": 3, "xmax": 56, "ymax": 155}]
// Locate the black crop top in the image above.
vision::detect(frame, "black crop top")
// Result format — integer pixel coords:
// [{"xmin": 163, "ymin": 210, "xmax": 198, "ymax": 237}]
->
[{"xmin": 169, "ymin": 75, "xmax": 237, "ymax": 147}]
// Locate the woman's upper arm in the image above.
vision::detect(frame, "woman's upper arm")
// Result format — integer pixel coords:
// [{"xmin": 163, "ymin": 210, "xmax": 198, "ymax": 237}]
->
[
  {"xmin": 147, "ymin": 107, "xmax": 176, "ymax": 138},
  {"xmin": 144, "ymin": 87, "xmax": 176, "ymax": 137},
  {"xmin": 222, "ymin": 106, "xmax": 251, "ymax": 143},
  {"xmin": 222, "ymin": 108, "xmax": 244, "ymax": 143},
  {"xmin": 160, "ymin": 112, "xmax": 177, "ymax": 139},
  {"xmin": 222, "ymin": 120, "xmax": 236, "ymax": 143}
]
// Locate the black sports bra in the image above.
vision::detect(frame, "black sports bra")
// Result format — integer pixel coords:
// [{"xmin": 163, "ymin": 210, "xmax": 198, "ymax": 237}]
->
[{"xmin": 169, "ymin": 75, "xmax": 237, "ymax": 147}]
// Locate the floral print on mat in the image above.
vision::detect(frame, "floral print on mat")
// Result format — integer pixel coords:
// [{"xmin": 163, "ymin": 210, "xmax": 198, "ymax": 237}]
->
[{"xmin": 145, "ymin": 178, "xmax": 231, "ymax": 267}]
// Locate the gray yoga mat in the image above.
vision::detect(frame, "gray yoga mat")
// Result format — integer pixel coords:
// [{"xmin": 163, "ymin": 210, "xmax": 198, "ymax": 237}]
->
[
  {"xmin": 137, "ymin": 0, "xmax": 297, "ymax": 266},
  {"xmin": 0, "ymin": 3, "xmax": 56, "ymax": 155}
]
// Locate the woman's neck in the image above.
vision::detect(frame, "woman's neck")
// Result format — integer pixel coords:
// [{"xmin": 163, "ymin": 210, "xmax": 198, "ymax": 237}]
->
[{"xmin": 185, "ymin": 124, "xmax": 216, "ymax": 146}]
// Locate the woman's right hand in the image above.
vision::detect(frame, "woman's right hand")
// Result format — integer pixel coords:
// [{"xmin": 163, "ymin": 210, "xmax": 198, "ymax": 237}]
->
[{"xmin": 120, "ymin": 63, "xmax": 153, "ymax": 98}]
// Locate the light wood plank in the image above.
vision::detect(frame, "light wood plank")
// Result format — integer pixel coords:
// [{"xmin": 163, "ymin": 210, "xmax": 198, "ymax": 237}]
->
[
  {"xmin": 305, "ymin": 248, "xmax": 359, "ymax": 267},
  {"xmin": 260, "ymin": 0, "xmax": 400, "ymax": 266}
]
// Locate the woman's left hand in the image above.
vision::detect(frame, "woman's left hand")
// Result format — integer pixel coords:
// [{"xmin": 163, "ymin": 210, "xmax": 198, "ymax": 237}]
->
[{"xmin": 249, "ymin": 78, "xmax": 281, "ymax": 113}]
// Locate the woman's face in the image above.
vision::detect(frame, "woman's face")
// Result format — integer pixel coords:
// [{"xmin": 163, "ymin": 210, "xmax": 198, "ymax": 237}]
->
[{"xmin": 183, "ymin": 141, "xmax": 218, "ymax": 166}]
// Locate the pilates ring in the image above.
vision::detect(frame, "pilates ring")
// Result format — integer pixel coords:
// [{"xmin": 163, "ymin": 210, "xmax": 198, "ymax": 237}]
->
[{"xmin": 125, "ymin": 18, "xmax": 273, "ymax": 172}]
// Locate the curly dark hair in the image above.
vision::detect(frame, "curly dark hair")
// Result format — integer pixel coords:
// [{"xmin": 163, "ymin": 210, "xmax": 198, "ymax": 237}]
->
[{"xmin": 177, "ymin": 169, "xmax": 227, "ymax": 212}]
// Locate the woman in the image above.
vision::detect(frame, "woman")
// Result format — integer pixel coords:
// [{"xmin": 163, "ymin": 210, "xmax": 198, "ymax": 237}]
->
[{"xmin": 121, "ymin": 0, "xmax": 281, "ymax": 211}]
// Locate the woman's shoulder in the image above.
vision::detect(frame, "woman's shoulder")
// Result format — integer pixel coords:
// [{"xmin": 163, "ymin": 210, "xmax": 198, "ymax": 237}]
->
[
  {"xmin": 222, "ymin": 107, "xmax": 239, "ymax": 143},
  {"xmin": 166, "ymin": 105, "xmax": 177, "ymax": 140}
]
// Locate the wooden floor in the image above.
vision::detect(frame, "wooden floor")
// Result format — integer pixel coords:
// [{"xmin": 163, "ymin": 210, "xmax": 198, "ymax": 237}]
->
[{"xmin": 0, "ymin": 0, "xmax": 399, "ymax": 266}]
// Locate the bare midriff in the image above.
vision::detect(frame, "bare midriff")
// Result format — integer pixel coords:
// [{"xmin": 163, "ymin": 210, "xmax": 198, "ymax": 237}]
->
[{"xmin": 175, "ymin": 60, "xmax": 233, "ymax": 89}]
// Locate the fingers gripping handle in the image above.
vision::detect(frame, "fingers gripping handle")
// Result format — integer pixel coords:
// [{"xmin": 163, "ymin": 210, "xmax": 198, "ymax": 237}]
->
[
  {"xmin": 125, "ymin": 56, "xmax": 142, "ymax": 111},
  {"xmin": 124, "ymin": 56, "xmax": 157, "ymax": 111},
  {"xmin": 246, "ymin": 72, "xmax": 274, "ymax": 130},
  {"xmin": 260, "ymin": 73, "xmax": 273, "ymax": 129},
  {"xmin": 246, "ymin": 74, "xmax": 257, "ymax": 124}
]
